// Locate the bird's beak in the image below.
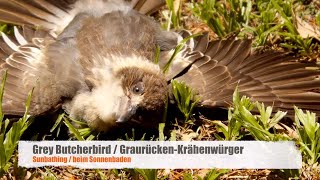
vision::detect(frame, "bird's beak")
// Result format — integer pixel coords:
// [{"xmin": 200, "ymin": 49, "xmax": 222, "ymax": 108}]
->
[{"xmin": 115, "ymin": 96, "xmax": 137, "ymax": 123}]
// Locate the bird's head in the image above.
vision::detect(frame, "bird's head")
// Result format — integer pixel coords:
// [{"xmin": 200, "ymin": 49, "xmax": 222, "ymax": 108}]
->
[
  {"xmin": 114, "ymin": 66, "xmax": 168, "ymax": 123},
  {"xmin": 66, "ymin": 55, "xmax": 168, "ymax": 132}
]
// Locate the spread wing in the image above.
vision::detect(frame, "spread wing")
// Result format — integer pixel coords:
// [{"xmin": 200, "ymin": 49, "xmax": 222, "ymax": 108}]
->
[
  {"xmin": 167, "ymin": 32, "xmax": 320, "ymax": 115},
  {"xmin": 0, "ymin": 26, "xmax": 62, "ymax": 115},
  {"xmin": 0, "ymin": 0, "xmax": 167, "ymax": 116}
]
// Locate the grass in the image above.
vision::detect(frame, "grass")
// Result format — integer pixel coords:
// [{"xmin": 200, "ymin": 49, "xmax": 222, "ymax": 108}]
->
[
  {"xmin": 2, "ymin": 80, "xmax": 318, "ymax": 178},
  {"xmin": 163, "ymin": 0, "xmax": 182, "ymax": 30},
  {"xmin": 229, "ymin": 87, "xmax": 289, "ymax": 141},
  {"xmin": 0, "ymin": 72, "xmax": 34, "ymax": 177},
  {"xmin": 212, "ymin": 87, "xmax": 290, "ymax": 141},
  {"xmin": 171, "ymin": 80, "xmax": 199, "ymax": 123},
  {"xmin": 192, "ymin": 0, "xmax": 252, "ymax": 37},
  {"xmin": 0, "ymin": 24, "xmax": 13, "ymax": 35},
  {"xmin": 294, "ymin": 106, "xmax": 320, "ymax": 165},
  {"xmin": 190, "ymin": 0, "xmax": 320, "ymax": 59}
]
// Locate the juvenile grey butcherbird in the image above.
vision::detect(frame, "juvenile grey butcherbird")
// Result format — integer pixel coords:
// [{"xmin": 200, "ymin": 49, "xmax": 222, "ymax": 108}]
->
[{"xmin": 0, "ymin": 0, "xmax": 320, "ymax": 132}]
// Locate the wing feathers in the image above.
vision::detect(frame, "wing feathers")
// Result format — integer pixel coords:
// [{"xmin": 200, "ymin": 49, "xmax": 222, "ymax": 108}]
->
[
  {"xmin": 0, "ymin": 32, "xmax": 19, "ymax": 51},
  {"xmin": 173, "ymin": 34, "xmax": 320, "ymax": 115},
  {"xmin": 13, "ymin": 27, "xmax": 28, "ymax": 45},
  {"xmin": 0, "ymin": 26, "xmax": 62, "ymax": 116},
  {"xmin": 194, "ymin": 33, "xmax": 209, "ymax": 52}
]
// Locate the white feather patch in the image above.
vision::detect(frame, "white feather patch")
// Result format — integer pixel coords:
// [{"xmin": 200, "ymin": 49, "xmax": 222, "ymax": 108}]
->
[
  {"xmin": 13, "ymin": 27, "xmax": 28, "ymax": 45},
  {"xmin": 1, "ymin": 32, "xmax": 18, "ymax": 51},
  {"xmin": 64, "ymin": 70, "xmax": 125, "ymax": 131},
  {"xmin": 72, "ymin": 0, "xmax": 131, "ymax": 16}
]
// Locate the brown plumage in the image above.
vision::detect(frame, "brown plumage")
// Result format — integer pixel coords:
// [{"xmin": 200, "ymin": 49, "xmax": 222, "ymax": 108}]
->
[
  {"xmin": 0, "ymin": 0, "xmax": 319, "ymax": 132},
  {"xmin": 170, "ymin": 31, "xmax": 320, "ymax": 116},
  {"xmin": 117, "ymin": 67, "xmax": 168, "ymax": 111}
]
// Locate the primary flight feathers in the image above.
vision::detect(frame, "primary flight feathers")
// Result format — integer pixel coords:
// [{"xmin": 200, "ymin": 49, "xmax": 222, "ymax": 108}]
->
[
  {"xmin": 0, "ymin": 0, "xmax": 319, "ymax": 131},
  {"xmin": 174, "ymin": 32, "xmax": 320, "ymax": 115}
]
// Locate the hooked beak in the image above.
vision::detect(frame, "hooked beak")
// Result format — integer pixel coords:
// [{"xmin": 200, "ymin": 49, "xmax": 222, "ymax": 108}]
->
[{"xmin": 115, "ymin": 96, "xmax": 138, "ymax": 123}]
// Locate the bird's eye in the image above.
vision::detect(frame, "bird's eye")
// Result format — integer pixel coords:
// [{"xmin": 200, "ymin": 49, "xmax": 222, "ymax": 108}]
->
[{"xmin": 131, "ymin": 82, "xmax": 144, "ymax": 95}]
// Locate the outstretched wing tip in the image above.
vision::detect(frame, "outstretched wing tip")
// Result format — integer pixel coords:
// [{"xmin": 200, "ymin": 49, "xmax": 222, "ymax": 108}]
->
[{"xmin": 170, "ymin": 33, "xmax": 320, "ymax": 116}]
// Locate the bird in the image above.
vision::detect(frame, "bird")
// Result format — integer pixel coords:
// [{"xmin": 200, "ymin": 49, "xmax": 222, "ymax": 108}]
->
[{"xmin": 0, "ymin": 0, "xmax": 319, "ymax": 132}]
